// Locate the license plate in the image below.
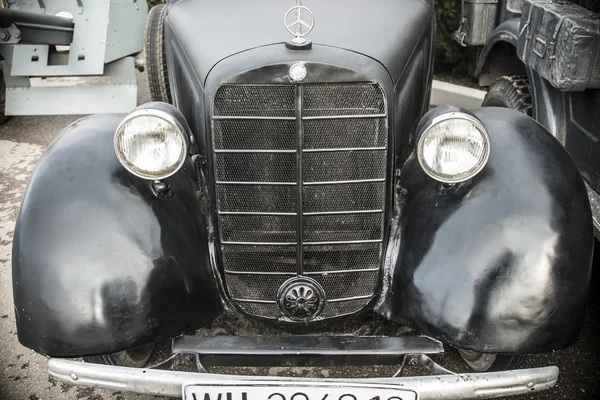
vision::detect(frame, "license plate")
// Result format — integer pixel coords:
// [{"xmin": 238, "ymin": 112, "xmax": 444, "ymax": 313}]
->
[{"xmin": 183, "ymin": 381, "xmax": 417, "ymax": 400}]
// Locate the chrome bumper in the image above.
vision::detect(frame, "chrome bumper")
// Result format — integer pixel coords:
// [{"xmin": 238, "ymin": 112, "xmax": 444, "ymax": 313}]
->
[{"xmin": 48, "ymin": 358, "xmax": 558, "ymax": 399}]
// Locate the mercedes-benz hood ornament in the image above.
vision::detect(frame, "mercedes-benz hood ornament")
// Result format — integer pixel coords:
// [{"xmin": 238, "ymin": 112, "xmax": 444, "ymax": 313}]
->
[{"xmin": 284, "ymin": 0, "xmax": 315, "ymax": 49}]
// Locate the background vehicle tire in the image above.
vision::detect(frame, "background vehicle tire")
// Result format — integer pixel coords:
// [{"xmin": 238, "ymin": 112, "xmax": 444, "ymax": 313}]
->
[
  {"xmin": 482, "ymin": 75, "xmax": 532, "ymax": 116},
  {"xmin": 457, "ymin": 348, "xmax": 527, "ymax": 372},
  {"xmin": 83, "ymin": 344, "xmax": 155, "ymax": 368},
  {"xmin": 144, "ymin": 4, "xmax": 171, "ymax": 103}
]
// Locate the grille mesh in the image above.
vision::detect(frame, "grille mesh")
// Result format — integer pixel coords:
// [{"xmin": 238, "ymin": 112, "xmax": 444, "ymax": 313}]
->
[
  {"xmin": 216, "ymin": 153, "xmax": 296, "ymax": 183},
  {"xmin": 304, "ymin": 243, "xmax": 382, "ymax": 273},
  {"xmin": 213, "ymin": 82, "xmax": 387, "ymax": 321},
  {"xmin": 217, "ymin": 185, "xmax": 296, "ymax": 213},
  {"xmin": 303, "ymin": 84, "xmax": 385, "ymax": 117},
  {"xmin": 222, "ymin": 246, "xmax": 297, "ymax": 273},
  {"xmin": 311, "ymin": 270, "xmax": 379, "ymax": 299},
  {"xmin": 214, "ymin": 120, "xmax": 296, "ymax": 150},
  {"xmin": 214, "ymin": 85, "xmax": 295, "ymax": 117},
  {"xmin": 303, "ymin": 217, "xmax": 383, "ymax": 243},
  {"xmin": 303, "ymin": 183, "xmax": 386, "ymax": 213},
  {"xmin": 226, "ymin": 274, "xmax": 291, "ymax": 301},
  {"xmin": 221, "ymin": 215, "xmax": 296, "ymax": 243},
  {"xmin": 322, "ymin": 299, "xmax": 374, "ymax": 319},
  {"xmin": 304, "ymin": 118, "xmax": 387, "ymax": 149},
  {"xmin": 303, "ymin": 151, "xmax": 387, "ymax": 182}
]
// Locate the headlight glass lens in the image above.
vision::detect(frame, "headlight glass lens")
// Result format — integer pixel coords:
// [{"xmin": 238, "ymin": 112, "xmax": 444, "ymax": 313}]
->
[
  {"xmin": 115, "ymin": 110, "xmax": 187, "ymax": 180},
  {"xmin": 418, "ymin": 114, "xmax": 490, "ymax": 183}
]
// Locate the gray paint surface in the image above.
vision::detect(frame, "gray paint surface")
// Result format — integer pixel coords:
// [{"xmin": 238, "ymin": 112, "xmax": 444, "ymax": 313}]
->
[
  {"xmin": 7, "ymin": 0, "xmax": 147, "ymax": 76},
  {"xmin": 3, "ymin": 57, "xmax": 138, "ymax": 116}
]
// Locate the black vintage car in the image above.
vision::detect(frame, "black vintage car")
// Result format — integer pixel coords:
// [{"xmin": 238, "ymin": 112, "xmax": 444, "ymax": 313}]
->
[{"xmin": 12, "ymin": 0, "xmax": 593, "ymax": 399}]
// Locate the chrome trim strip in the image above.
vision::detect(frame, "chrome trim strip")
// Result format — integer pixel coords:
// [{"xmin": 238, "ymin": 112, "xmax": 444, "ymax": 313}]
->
[
  {"xmin": 48, "ymin": 358, "xmax": 559, "ymax": 399},
  {"xmin": 303, "ymin": 147, "xmax": 387, "ymax": 153},
  {"xmin": 302, "ymin": 114, "xmax": 387, "ymax": 120},
  {"xmin": 216, "ymin": 181, "xmax": 297, "ymax": 186},
  {"xmin": 225, "ymin": 268, "xmax": 379, "ymax": 277},
  {"xmin": 303, "ymin": 179, "xmax": 385, "ymax": 186},
  {"xmin": 219, "ymin": 211, "xmax": 297, "ymax": 216},
  {"xmin": 213, "ymin": 116, "xmax": 296, "ymax": 120},
  {"xmin": 303, "ymin": 239, "xmax": 382, "ymax": 246},
  {"xmin": 303, "ymin": 209, "xmax": 384, "ymax": 216},
  {"xmin": 327, "ymin": 294, "xmax": 374, "ymax": 303},
  {"xmin": 214, "ymin": 149, "xmax": 297, "ymax": 154},
  {"xmin": 225, "ymin": 271, "xmax": 296, "ymax": 276},
  {"xmin": 305, "ymin": 268, "xmax": 380, "ymax": 275},
  {"xmin": 222, "ymin": 241, "xmax": 297, "ymax": 246},
  {"xmin": 231, "ymin": 298, "xmax": 278, "ymax": 304},
  {"xmin": 296, "ymin": 85, "xmax": 305, "ymax": 275}
]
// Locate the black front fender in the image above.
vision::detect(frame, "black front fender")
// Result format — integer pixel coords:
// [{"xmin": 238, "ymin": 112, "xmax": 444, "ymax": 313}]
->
[
  {"xmin": 377, "ymin": 107, "xmax": 593, "ymax": 354},
  {"xmin": 13, "ymin": 115, "xmax": 223, "ymax": 357}
]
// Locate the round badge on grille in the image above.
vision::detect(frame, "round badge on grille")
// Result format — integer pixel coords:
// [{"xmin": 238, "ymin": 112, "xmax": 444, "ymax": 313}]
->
[{"xmin": 277, "ymin": 277, "xmax": 325, "ymax": 321}]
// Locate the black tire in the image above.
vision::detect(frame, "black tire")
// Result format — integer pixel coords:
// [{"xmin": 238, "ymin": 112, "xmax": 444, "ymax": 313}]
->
[
  {"xmin": 457, "ymin": 348, "xmax": 527, "ymax": 372},
  {"xmin": 482, "ymin": 75, "xmax": 532, "ymax": 116},
  {"xmin": 83, "ymin": 344, "xmax": 155, "ymax": 368},
  {"xmin": 0, "ymin": 67, "xmax": 10, "ymax": 125},
  {"xmin": 144, "ymin": 4, "xmax": 171, "ymax": 103}
]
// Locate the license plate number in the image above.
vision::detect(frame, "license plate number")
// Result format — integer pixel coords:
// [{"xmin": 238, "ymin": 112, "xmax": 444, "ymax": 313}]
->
[{"xmin": 183, "ymin": 381, "xmax": 417, "ymax": 400}]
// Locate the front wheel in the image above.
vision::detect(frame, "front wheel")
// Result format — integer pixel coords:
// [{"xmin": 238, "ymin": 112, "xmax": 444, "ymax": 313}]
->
[
  {"xmin": 482, "ymin": 75, "xmax": 532, "ymax": 116},
  {"xmin": 144, "ymin": 4, "xmax": 171, "ymax": 103},
  {"xmin": 83, "ymin": 344, "xmax": 155, "ymax": 368},
  {"xmin": 457, "ymin": 348, "xmax": 527, "ymax": 372}
]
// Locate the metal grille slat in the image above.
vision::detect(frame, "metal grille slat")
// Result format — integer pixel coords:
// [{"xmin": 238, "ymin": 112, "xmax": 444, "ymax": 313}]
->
[{"xmin": 213, "ymin": 82, "xmax": 387, "ymax": 320}]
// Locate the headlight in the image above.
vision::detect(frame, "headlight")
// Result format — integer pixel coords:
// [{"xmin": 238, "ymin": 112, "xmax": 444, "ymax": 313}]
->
[
  {"xmin": 417, "ymin": 112, "xmax": 490, "ymax": 183},
  {"xmin": 114, "ymin": 109, "xmax": 188, "ymax": 180}
]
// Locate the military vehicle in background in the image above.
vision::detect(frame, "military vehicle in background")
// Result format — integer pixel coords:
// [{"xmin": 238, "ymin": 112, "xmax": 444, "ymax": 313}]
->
[
  {"xmin": 0, "ymin": 0, "xmax": 147, "ymax": 122},
  {"xmin": 457, "ymin": 0, "xmax": 600, "ymax": 235}
]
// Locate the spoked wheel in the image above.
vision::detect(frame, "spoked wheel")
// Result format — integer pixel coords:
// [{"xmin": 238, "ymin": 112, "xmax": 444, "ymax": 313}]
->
[
  {"xmin": 457, "ymin": 348, "xmax": 527, "ymax": 372},
  {"xmin": 83, "ymin": 344, "xmax": 155, "ymax": 368},
  {"xmin": 144, "ymin": 4, "xmax": 171, "ymax": 103},
  {"xmin": 482, "ymin": 75, "xmax": 532, "ymax": 116}
]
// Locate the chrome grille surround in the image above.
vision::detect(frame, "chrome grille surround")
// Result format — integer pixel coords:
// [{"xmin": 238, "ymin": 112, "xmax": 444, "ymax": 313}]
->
[{"xmin": 212, "ymin": 82, "xmax": 388, "ymax": 322}]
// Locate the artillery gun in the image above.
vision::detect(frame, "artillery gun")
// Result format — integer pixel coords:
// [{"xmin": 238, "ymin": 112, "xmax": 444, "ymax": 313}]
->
[{"xmin": 0, "ymin": 0, "xmax": 147, "ymax": 122}]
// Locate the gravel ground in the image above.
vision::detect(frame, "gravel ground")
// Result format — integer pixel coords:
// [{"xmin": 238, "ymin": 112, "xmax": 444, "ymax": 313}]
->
[{"xmin": 0, "ymin": 73, "xmax": 599, "ymax": 400}]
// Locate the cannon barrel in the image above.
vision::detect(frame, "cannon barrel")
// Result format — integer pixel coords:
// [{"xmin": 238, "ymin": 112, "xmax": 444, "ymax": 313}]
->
[{"xmin": 0, "ymin": 9, "xmax": 74, "ymax": 45}]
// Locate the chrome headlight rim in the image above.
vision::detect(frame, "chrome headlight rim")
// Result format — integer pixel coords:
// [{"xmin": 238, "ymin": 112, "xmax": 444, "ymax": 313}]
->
[
  {"xmin": 417, "ymin": 112, "xmax": 491, "ymax": 184},
  {"xmin": 114, "ymin": 108, "xmax": 189, "ymax": 181}
]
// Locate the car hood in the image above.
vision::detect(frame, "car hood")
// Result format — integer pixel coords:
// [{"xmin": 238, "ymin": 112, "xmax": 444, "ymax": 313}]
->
[{"xmin": 166, "ymin": 0, "xmax": 433, "ymax": 85}]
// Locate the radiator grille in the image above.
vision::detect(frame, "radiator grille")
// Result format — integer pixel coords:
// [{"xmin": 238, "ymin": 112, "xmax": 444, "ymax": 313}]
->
[{"xmin": 213, "ymin": 83, "xmax": 387, "ymax": 321}]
